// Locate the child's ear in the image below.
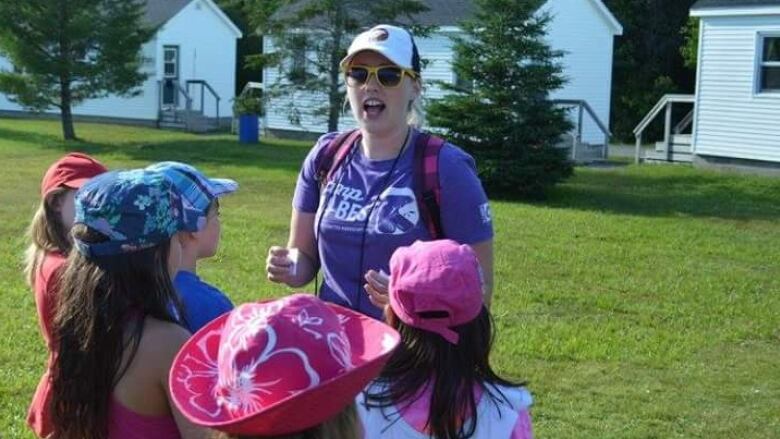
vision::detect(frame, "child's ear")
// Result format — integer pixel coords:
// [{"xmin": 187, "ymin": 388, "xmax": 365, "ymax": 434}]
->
[{"xmin": 181, "ymin": 231, "xmax": 199, "ymax": 244}]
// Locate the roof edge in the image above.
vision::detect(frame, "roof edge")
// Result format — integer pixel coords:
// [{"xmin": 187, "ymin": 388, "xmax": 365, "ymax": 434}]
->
[
  {"xmin": 692, "ymin": 5, "xmax": 780, "ymax": 17},
  {"xmin": 590, "ymin": 0, "xmax": 624, "ymax": 35},
  {"xmin": 165, "ymin": 0, "xmax": 242, "ymax": 38}
]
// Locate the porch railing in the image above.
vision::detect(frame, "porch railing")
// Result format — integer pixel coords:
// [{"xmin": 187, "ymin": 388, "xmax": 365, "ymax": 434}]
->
[
  {"xmin": 552, "ymin": 99, "xmax": 611, "ymax": 160},
  {"xmin": 633, "ymin": 94, "xmax": 695, "ymax": 163},
  {"xmin": 157, "ymin": 79, "xmax": 193, "ymax": 126},
  {"xmin": 186, "ymin": 79, "xmax": 221, "ymax": 127}
]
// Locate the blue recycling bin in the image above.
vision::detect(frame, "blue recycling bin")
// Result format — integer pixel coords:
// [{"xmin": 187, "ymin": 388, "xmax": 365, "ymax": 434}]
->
[{"xmin": 238, "ymin": 114, "xmax": 259, "ymax": 143}]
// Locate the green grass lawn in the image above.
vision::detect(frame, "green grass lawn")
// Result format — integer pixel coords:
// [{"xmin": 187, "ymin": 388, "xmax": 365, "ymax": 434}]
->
[{"xmin": 1, "ymin": 119, "xmax": 778, "ymax": 438}]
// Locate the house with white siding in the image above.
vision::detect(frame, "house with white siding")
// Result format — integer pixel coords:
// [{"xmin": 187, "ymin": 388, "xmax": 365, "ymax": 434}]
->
[
  {"xmin": 0, "ymin": 0, "xmax": 242, "ymax": 132},
  {"xmin": 263, "ymin": 0, "xmax": 622, "ymax": 153},
  {"xmin": 689, "ymin": 0, "xmax": 780, "ymax": 168}
]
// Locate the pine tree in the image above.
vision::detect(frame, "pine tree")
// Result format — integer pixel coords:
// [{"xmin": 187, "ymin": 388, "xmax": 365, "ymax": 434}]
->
[
  {"xmin": 427, "ymin": 0, "xmax": 572, "ymax": 199},
  {"xmin": 0, "ymin": 0, "xmax": 154, "ymax": 140},
  {"xmin": 234, "ymin": 0, "xmax": 430, "ymax": 132}
]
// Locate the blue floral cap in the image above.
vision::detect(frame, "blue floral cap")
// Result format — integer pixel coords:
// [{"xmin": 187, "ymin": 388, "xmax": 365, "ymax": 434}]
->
[
  {"xmin": 145, "ymin": 161, "xmax": 238, "ymax": 232},
  {"xmin": 74, "ymin": 169, "xmax": 194, "ymax": 258}
]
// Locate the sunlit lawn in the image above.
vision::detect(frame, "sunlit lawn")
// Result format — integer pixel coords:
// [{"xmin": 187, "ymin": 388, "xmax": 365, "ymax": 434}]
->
[{"xmin": 1, "ymin": 119, "xmax": 778, "ymax": 438}]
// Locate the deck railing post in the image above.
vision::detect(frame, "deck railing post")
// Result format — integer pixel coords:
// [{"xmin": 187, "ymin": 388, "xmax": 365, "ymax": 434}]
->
[
  {"xmin": 571, "ymin": 131, "xmax": 577, "ymax": 161},
  {"xmin": 571, "ymin": 106, "xmax": 577, "ymax": 161},
  {"xmin": 157, "ymin": 81, "xmax": 162, "ymax": 127},
  {"xmin": 664, "ymin": 101, "xmax": 673, "ymax": 161},
  {"xmin": 635, "ymin": 135, "xmax": 642, "ymax": 164}
]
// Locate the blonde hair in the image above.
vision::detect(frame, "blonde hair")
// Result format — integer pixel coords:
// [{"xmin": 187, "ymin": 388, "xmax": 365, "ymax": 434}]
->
[
  {"xmin": 407, "ymin": 91, "xmax": 425, "ymax": 129},
  {"xmin": 213, "ymin": 402, "xmax": 360, "ymax": 439},
  {"xmin": 24, "ymin": 188, "xmax": 71, "ymax": 287}
]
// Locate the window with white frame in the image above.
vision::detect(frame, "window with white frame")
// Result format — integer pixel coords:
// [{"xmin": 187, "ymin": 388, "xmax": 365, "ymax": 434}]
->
[
  {"xmin": 163, "ymin": 46, "xmax": 178, "ymax": 78},
  {"xmin": 758, "ymin": 35, "xmax": 780, "ymax": 93}
]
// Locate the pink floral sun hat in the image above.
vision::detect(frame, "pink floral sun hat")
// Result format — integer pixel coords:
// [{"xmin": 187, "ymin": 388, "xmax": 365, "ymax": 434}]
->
[{"xmin": 169, "ymin": 293, "xmax": 400, "ymax": 436}]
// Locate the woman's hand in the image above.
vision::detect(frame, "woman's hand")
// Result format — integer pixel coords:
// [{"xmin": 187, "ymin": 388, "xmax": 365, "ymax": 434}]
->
[
  {"xmin": 268, "ymin": 210, "xmax": 318, "ymax": 288},
  {"xmin": 266, "ymin": 246, "xmax": 296, "ymax": 285},
  {"xmin": 364, "ymin": 269, "xmax": 390, "ymax": 308}
]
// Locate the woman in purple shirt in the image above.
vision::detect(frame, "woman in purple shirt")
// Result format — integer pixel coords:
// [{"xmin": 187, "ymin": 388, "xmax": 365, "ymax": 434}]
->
[{"xmin": 266, "ymin": 24, "xmax": 494, "ymax": 319}]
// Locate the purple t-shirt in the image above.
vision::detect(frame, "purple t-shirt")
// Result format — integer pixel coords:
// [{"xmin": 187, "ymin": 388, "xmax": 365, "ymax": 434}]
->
[{"xmin": 293, "ymin": 130, "xmax": 493, "ymax": 319}]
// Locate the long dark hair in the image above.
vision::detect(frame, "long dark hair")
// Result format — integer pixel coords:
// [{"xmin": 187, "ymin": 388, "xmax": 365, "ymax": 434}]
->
[
  {"xmin": 212, "ymin": 402, "xmax": 359, "ymax": 439},
  {"xmin": 364, "ymin": 307, "xmax": 523, "ymax": 439},
  {"xmin": 50, "ymin": 224, "xmax": 185, "ymax": 439}
]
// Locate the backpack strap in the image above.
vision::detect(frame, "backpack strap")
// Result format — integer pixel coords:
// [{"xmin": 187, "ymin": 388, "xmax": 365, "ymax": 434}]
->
[
  {"xmin": 315, "ymin": 129, "xmax": 362, "ymax": 188},
  {"xmin": 413, "ymin": 132, "xmax": 446, "ymax": 239}
]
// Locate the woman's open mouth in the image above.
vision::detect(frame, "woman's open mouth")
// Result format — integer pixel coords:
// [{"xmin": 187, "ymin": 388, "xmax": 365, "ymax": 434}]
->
[{"xmin": 363, "ymin": 98, "xmax": 386, "ymax": 118}]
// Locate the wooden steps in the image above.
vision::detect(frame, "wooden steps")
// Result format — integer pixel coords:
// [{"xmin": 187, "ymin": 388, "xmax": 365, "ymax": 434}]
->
[
  {"xmin": 159, "ymin": 109, "xmax": 219, "ymax": 133},
  {"xmin": 644, "ymin": 134, "xmax": 693, "ymax": 163},
  {"xmin": 557, "ymin": 134, "xmax": 608, "ymax": 164}
]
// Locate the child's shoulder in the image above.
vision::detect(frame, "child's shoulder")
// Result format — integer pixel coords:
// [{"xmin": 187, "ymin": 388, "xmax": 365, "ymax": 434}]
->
[
  {"xmin": 115, "ymin": 317, "xmax": 191, "ymax": 406},
  {"xmin": 175, "ymin": 271, "xmax": 230, "ymax": 300},
  {"xmin": 140, "ymin": 317, "xmax": 191, "ymax": 361},
  {"xmin": 486, "ymin": 383, "xmax": 533, "ymax": 411},
  {"xmin": 40, "ymin": 251, "xmax": 67, "ymax": 276}
]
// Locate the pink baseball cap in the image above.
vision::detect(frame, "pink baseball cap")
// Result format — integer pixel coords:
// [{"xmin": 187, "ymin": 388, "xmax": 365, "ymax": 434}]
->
[
  {"xmin": 40, "ymin": 152, "xmax": 107, "ymax": 197},
  {"xmin": 170, "ymin": 294, "xmax": 400, "ymax": 436},
  {"xmin": 389, "ymin": 240, "xmax": 484, "ymax": 344}
]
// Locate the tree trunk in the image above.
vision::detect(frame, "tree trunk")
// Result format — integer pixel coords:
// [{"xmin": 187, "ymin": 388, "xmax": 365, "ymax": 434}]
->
[
  {"xmin": 60, "ymin": 95, "xmax": 76, "ymax": 141},
  {"xmin": 58, "ymin": 0, "xmax": 77, "ymax": 141},
  {"xmin": 327, "ymin": 5, "xmax": 345, "ymax": 133},
  {"xmin": 60, "ymin": 75, "xmax": 76, "ymax": 140}
]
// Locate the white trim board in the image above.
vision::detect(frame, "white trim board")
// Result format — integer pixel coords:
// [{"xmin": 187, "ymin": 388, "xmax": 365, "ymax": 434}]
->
[{"xmin": 692, "ymin": 7, "xmax": 780, "ymax": 18}]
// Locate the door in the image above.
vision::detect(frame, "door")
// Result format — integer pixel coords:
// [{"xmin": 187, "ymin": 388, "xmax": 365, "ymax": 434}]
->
[{"xmin": 162, "ymin": 46, "xmax": 179, "ymax": 108}]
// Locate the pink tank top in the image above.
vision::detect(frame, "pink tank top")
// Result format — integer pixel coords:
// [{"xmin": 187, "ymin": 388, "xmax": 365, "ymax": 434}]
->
[{"xmin": 107, "ymin": 397, "xmax": 181, "ymax": 439}]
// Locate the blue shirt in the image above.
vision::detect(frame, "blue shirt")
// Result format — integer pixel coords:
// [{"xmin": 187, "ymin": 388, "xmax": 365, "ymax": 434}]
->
[
  {"xmin": 292, "ymin": 130, "xmax": 493, "ymax": 319},
  {"xmin": 174, "ymin": 271, "xmax": 234, "ymax": 333}
]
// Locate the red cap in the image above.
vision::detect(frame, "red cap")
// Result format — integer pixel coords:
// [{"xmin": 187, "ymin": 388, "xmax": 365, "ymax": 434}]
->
[
  {"xmin": 40, "ymin": 153, "xmax": 107, "ymax": 198},
  {"xmin": 389, "ymin": 240, "xmax": 484, "ymax": 344},
  {"xmin": 170, "ymin": 294, "xmax": 400, "ymax": 436}
]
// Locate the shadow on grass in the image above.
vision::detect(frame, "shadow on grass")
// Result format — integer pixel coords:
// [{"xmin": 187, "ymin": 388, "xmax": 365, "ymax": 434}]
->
[
  {"xmin": 4, "ymin": 122, "xmax": 779, "ymax": 222},
  {"xmin": 0, "ymin": 125, "xmax": 310, "ymax": 173},
  {"xmin": 538, "ymin": 167, "xmax": 780, "ymax": 221}
]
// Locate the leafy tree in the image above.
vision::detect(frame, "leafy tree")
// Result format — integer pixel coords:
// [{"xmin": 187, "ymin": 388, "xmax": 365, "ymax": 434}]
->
[
  {"xmin": 216, "ymin": 0, "xmax": 265, "ymax": 96},
  {"xmin": 232, "ymin": 0, "xmax": 430, "ymax": 132},
  {"xmin": 0, "ymin": 0, "xmax": 154, "ymax": 140},
  {"xmin": 603, "ymin": 0, "xmax": 697, "ymax": 141},
  {"xmin": 427, "ymin": 0, "xmax": 572, "ymax": 199},
  {"xmin": 681, "ymin": 16, "xmax": 699, "ymax": 69}
]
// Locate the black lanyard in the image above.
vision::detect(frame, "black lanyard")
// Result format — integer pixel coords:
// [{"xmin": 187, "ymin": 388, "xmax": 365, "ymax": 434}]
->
[{"xmin": 314, "ymin": 128, "xmax": 411, "ymax": 313}]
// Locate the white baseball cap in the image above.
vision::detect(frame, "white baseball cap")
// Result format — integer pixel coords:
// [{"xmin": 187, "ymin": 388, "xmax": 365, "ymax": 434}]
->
[{"xmin": 340, "ymin": 24, "xmax": 421, "ymax": 73}]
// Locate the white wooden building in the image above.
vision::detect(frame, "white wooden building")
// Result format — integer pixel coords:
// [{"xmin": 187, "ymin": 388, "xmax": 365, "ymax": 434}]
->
[
  {"xmin": 0, "ymin": 0, "xmax": 242, "ymax": 132},
  {"xmin": 263, "ymin": 0, "xmax": 622, "ymax": 149},
  {"xmin": 690, "ymin": 0, "xmax": 780, "ymax": 165}
]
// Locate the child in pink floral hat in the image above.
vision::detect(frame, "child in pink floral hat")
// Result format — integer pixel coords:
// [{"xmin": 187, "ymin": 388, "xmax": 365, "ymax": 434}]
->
[
  {"xmin": 169, "ymin": 293, "xmax": 400, "ymax": 439},
  {"xmin": 359, "ymin": 239, "xmax": 534, "ymax": 439}
]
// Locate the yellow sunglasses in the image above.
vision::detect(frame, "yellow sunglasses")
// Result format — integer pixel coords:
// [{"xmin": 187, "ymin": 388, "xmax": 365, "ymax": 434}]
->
[{"xmin": 344, "ymin": 65, "xmax": 419, "ymax": 88}]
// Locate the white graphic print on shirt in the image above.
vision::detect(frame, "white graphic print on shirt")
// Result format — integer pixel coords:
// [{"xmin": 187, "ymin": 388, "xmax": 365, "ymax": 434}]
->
[{"xmin": 321, "ymin": 183, "xmax": 420, "ymax": 235}]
